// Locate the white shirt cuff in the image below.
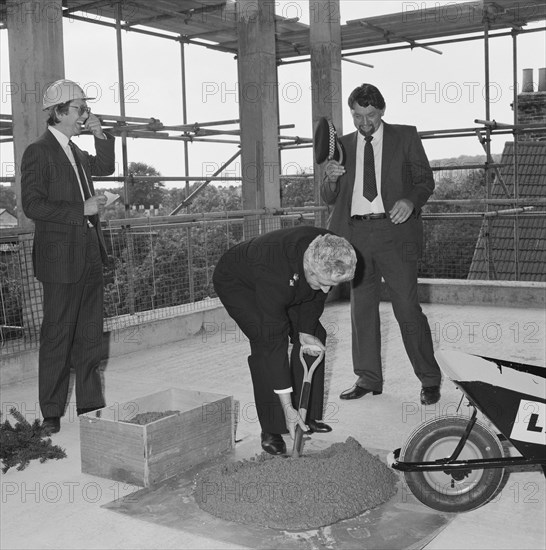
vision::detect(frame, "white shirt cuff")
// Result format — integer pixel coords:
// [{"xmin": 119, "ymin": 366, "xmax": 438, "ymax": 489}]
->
[{"xmin": 274, "ymin": 387, "xmax": 293, "ymax": 394}]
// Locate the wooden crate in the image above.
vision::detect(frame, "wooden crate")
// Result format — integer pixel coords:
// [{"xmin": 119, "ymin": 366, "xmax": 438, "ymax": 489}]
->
[{"xmin": 80, "ymin": 388, "xmax": 235, "ymax": 487}]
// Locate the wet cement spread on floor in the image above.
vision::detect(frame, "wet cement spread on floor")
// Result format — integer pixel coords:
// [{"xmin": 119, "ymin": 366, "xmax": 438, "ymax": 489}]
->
[{"xmin": 194, "ymin": 437, "xmax": 398, "ymax": 530}]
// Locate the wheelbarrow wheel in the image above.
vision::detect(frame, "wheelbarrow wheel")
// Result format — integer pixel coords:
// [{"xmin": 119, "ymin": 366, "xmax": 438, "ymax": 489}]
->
[{"xmin": 400, "ymin": 416, "xmax": 504, "ymax": 513}]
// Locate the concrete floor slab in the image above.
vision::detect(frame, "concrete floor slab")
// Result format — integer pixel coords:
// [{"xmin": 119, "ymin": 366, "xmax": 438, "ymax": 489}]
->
[{"xmin": 1, "ymin": 301, "xmax": 545, "ymax": 550}]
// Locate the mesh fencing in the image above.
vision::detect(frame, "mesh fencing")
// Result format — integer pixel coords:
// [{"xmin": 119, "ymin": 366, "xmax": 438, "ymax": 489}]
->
[
  {"xmin": 0, "ymin": 212, "xmax": 319, "ymax": 356},
  {"xmin": 0, "ymin": 211, "xmax": 540, "ymax": 357}
]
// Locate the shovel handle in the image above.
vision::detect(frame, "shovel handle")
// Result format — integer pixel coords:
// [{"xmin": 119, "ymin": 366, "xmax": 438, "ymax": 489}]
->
[
  {"xmin": 292, "ymin": 348, "xmax": 325, "ymax": 457},
  {"xmin": 299, "ymin": 347, "xmax": 324, "ymax": 381}
]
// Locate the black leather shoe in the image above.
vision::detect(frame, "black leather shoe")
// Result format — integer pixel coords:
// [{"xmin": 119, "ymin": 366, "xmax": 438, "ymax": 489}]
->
[
  {"xmin": 306, "ymin": 420, "xmax": 332, "ymax": 434},
  {"xmin": 42, "ymin": 417, "xmax": 60, "ymax": 435},
  {"xmin": 339, "ymin": 384, "xmax": 382, "ymax": 400},
  {"xmin": 420, "ymin": 385, "xmax": 441, "ymax": 405},
  {"xmin": 261, "ymin": 432, "xmax": 286, "ymax": 455}
]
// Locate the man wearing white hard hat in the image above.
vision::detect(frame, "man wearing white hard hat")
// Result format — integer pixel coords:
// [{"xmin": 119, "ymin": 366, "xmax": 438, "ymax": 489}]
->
[{"xmin": 21, "ymin": 79, "xmax": 115, "ymax": 435}]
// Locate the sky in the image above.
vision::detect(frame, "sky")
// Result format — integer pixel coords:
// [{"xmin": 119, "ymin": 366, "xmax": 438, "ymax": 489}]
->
[{"xmin": 1, "ymin": 0, "xmax": 545, "ymax": 188}]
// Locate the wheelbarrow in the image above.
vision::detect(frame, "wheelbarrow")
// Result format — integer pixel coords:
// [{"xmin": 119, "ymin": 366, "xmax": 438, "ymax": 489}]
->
[{"xmin": 388, "ymin": 349, "xmax": 546, "ymax": 512}]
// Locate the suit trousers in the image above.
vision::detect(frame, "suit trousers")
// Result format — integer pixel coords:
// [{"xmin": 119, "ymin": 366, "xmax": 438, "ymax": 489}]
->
[
  {"xmin": 349, "ymin": 217, "xmax": 441, "ymax": 392},
  {"xmin": 214, "ymin": 276, "xmax": 326, "ymax": 434},
  {"xmin": 38, "ymin": 227, "xmax": 105, "ymax": 418}
]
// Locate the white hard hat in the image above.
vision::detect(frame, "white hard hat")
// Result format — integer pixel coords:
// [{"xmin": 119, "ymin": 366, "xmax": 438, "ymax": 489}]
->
[{"xmin": 42, "ymin": 79, "xmax": 94, "ymax": 110}]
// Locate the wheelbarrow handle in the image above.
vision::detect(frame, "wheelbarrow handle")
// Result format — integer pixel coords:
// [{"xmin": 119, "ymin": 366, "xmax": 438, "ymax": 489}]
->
[{"xmin": 292, "ymin": 348, "xmax": 325, "ymax": 458}]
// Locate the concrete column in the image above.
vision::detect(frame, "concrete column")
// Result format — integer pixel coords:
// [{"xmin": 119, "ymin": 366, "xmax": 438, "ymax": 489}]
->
[
  {"xmin": 309, "ymin": 0, "xmax": 343, "ymax": 222},
  {"xmin": 7, "ymin": 0, "xmax": 65, "ymax": 227},
  {"xmin": 6, "ymin": 0, "xmax": 64, "ymax": 342},
  {"xmin": 236, "ymin": 0, "xmax": 281, "ymax": 226}
]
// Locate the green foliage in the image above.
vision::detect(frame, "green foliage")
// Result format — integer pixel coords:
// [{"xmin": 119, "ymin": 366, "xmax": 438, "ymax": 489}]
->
[
  {"xmin": 127, "ymin": 161, "xmax": 165, "ymax": 209},
  {"xmin": 420, "ymin": 167, "xmax": 487, "ymax": 278},
  {"xmin": 0, "ymin": 408, "xmax": 67, "ymax": 473},
  {"xmin": 0, "ymin": 254, "xmax": 22, "ymax": 330},
  {"xmin": 102, "ymin": 219, "xmax": 242, "ymax": 315},
  {"xmin": 0, "ymin": 185, "xmax": 17, "ymax": 214},
  {"xmin": 428, "ymin": 169, "xmax": 486, "ymax": 213},
  {"xmin": 186, "ymin": 184, "xmax": 242, "ymax": 213},
  {"xmin": 281, "ymin": 172, "xmax": 314, "ymax": 207}
]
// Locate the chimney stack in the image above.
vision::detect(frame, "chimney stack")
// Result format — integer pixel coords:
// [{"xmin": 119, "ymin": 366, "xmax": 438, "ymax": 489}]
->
[
  {"xmin": 522, "ymin": 68, "xmax": 534, "ymax": 92},
  {"xmin": 512, "ymin": 68, "xmax": 546, "ymax": 142},
  {"xmin": 539, "ymin": 68, "xmax": 546, "ymax": 92}
]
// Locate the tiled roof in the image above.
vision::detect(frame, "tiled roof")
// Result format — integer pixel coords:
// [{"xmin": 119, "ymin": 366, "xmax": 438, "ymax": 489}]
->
[{"xmin": 468, "ymin": 141, "xmax": 546, "ymax": 281}]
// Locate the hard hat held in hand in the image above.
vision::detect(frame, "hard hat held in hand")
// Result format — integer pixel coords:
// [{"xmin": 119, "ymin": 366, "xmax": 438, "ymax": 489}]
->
[{"xmin": 42, "ymin": 79, "xmax": 95, "ymax": 110}]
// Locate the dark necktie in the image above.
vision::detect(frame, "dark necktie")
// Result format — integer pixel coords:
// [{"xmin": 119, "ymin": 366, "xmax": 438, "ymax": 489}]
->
[
  {"xmin": 363, "ymin": 135, "xmax": 377, "ymax": 202},
  {"xmin": 68, "ymin": 141, "xmax": 91, "ymax": 200},
  {"xmin": 69, "ymin": 141, "xmax": 96, "ymax": 226}
]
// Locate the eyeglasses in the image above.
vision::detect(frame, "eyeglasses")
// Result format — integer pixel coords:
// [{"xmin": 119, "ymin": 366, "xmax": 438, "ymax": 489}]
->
[{"xmin": 69, "ymin": 105, "xmax": 91, "ymax": 116}]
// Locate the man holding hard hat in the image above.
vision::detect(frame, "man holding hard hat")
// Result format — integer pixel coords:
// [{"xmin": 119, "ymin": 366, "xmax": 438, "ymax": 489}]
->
[
  {"xmin": 319, "ymin": 83, "xmax": 442, "ymax": 407},
  {"xmin": 21, "ymin": 79, "xmax": 115, "ymax": 434}
]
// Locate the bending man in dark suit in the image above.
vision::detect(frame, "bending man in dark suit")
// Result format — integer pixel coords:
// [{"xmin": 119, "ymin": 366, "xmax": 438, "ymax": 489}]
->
[
  {"xmin": 321, "ymin": 83, "xmax": 441, "ymax": 406},
  {"xmin": 22, "ymin": 79, "xmax": 116, "ymax": 434},
  {"xmin": 213, "ymin": 226, "xmax": 356, "ymax": 455}
]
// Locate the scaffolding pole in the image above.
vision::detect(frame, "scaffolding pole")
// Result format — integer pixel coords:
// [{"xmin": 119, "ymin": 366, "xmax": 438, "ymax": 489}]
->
[
  {"xmin": 512, "ymin": 30, "xmax": 521, "ymax": 280},
  {"xmin": 115, "ymin": 2, "xmax": 129, "ymax": 218},
  {"xmin": 483, "ymin": 15, "xmax": 496, "ymax": 280},
  {"xmin": 180, "ymin": 39, "xmax": 190, "ymax": 214}
]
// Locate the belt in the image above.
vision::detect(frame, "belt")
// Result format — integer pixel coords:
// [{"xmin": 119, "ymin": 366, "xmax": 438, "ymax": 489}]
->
[{"xmin": 351, "ymin": 213, "xmax": 387, "ymax": 220}]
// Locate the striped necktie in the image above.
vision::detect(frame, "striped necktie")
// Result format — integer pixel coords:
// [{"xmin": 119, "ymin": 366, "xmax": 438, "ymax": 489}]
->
[
  {"xmin": 69, "ymin": 141, "xmax": 97, "ymax": 226},
  {"xmin": 68, "ymin": 141, "xmax": 91, "ymax": 200}
]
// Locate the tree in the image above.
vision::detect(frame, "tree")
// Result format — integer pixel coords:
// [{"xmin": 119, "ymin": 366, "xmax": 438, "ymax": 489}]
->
[
  {"xmin": 188, "ymin": 184, "xmax": 241, "ymax": 213},
  {"xmin": 427, "ymin": 169, "xmax": 486, "ymax": 213},
  {"xmin": 127, "ymin": 162, "xmax": 165, "ymax": 209},
  {"xmin": 281, "ymin": 172, "xmax": 314, "ymax": 207},
  {"xmin": 420, "ymin": 169, "xmax": 486, "ymax": 278}
]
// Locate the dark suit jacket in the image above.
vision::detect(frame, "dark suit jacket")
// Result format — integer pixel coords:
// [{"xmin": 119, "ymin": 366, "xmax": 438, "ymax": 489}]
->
[
  {"xmin": 21, "ymin": 129, "xmax": 116, "ymax": 284},
  {"xmin": 321, "ymin": 122, "xmax": 434, "ymax": 246},
  {"xmin": 213, "ymin": 226, "xmax": 332, "ymax": 389}
]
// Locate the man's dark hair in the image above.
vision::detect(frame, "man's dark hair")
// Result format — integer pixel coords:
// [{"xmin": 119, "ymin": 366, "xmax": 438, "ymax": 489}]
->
[
  {"xmin": 46, "ymin": 101, "xmax": 71, "ymax": 126},
  {"xmin": 347, "ymin": 84, "xmax": 386, "ymax": 110}
]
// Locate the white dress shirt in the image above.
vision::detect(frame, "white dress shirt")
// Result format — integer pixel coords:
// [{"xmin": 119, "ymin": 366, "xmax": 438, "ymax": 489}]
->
[
  {"xmin": 351, "ymin": 122, "xmax": 386, "ymax": 215},
  {"xmin": 48, "ymin": 127, "xmax": 89, "ymax": 202}
]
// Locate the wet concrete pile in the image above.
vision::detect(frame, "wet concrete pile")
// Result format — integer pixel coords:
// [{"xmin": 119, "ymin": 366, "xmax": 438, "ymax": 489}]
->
[{"xmin": 194, "ymin": 437, "xmax": 398, "ymax": 530}]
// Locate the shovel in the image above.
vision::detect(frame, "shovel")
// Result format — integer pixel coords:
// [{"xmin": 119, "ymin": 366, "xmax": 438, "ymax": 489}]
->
[{"xmin": 292, "ymin": 347, "xmax": 325, "ymax": 458}]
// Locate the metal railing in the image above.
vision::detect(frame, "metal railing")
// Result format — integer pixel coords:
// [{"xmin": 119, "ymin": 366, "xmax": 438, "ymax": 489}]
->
[
  {"xmin": 0, "ymin": 209, "xmax": 321, "ymax": 355},
  {"xmin": 1, "ymin": 207, "xmax": 543, "ymax": 357}
]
